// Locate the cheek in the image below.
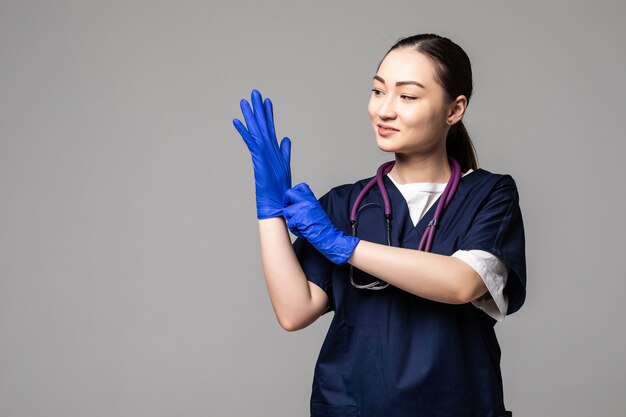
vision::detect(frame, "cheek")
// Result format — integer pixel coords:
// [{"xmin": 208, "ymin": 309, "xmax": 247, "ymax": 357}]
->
[
  {"xmin": 402, "ymin": 111, "xmax": 423, "ymax": 130},
  {"xmin": 405, "ymin": 105, "xmax": 440, "ymax": 130}
]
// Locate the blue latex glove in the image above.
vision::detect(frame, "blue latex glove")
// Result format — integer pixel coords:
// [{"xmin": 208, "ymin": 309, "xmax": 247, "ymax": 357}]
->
[
  {"xmin": 283, "ymin": 182, "xmax": 360, "ymax": 265},
  {"xmin": 233, "ymin": 89, "xmax": 292, "ymax": 219}
]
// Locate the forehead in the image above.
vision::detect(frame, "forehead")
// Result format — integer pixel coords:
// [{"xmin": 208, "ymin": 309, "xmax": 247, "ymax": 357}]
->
[{"xmin": 376, "ymin": 48, "xmax": 438, "ymax": 87}]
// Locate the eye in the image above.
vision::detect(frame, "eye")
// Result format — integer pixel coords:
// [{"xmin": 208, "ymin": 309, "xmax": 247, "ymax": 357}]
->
[
  {"xmin": 371, "ymin": 88, "xmax": 384, "ymax": 96},
  {"xmin": 400, "ymin": 94, "xmax": 417, "ymax": 101}
]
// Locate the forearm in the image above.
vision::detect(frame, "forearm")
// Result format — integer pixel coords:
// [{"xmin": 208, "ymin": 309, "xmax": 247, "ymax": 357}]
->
[
  {"xmin": 258, "ymin": 218, "xmax": 328, "ymax": 331},
  {"xmin": 348, "ymin": 240, "xmax": 488, "ymax": 304}
]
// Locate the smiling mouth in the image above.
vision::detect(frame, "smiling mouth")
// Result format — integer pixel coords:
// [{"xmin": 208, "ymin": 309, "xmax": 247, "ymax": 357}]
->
[{"xmin": 377, "ymin": 124, "xmax": 399, "ymax": 137}]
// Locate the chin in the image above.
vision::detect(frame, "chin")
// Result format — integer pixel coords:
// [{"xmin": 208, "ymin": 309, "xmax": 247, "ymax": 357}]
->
[{"xmin": 376, "ymin": 136, "xmax": 402, "ymax": 154}]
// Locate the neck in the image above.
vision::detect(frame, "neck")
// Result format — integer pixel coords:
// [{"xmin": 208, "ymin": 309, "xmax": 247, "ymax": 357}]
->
[{"xmin": 388, "ymin": 153, "xmax": 451, "ymax": 184}]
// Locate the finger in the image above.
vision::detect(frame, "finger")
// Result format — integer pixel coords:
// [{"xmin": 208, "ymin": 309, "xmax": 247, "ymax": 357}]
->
[
  {"xmin": 283, "ymin": 200, "xmax": 305, "ymax": 221},
  {"xmin": 283, "ymin": 202, "xmax": 295, "ymax": 218},
  {"xmin": 293, "ymin": 182, "xmax": 314, "ymax": 195},
  {"xmin": 283, "ymin": 183, "xmax": 305, "ymax": 206},
  {"xmin": 283, "ymin": 182, "xmax": 314, "ymax": 205},
  {"xmin": 251, "ymin": 89, "xmax": 270, "ymax": 140},
  {"xmin": 240, "ymin": 98, "xmax": 262, "ymax": 140},
  {"xmin": 283, "ymin": 212, "xmax": 304, "ymax": 239},
  {"xmin": 263, "ymin": 98, "xmax": 278, "ymax": 143},
  {"xmin": 232, "ymin": 118, "xmax": 255, "ymax": 149},
  {"xmin": 279, "ymin": 137, "xmax": 291, "ymax": 167}
]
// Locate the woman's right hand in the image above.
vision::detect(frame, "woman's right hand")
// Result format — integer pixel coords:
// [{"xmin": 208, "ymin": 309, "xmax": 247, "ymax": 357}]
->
[
  {"xmin": 234, "ymin": 91, "xmax": 328, "ymax": 330},
  {"xmin": 233, "ymin": 89, "xmax": 292, "ymax": 219}
]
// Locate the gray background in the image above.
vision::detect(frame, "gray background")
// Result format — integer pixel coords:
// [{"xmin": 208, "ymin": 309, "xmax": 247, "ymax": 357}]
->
[{"xmin": 1, "ymin": 0, "xmax": 625, "ymax": 416}]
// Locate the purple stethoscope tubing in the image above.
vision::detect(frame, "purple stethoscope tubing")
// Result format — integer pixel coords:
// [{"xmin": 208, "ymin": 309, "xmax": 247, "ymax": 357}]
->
[{"xmin": 349, "ymin": 158, "xmax": 462, "ymax": 290}]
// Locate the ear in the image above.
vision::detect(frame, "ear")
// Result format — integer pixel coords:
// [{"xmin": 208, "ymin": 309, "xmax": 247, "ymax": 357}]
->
[{"xmin": 446, "ymin": 95, "xmax": 468, "ymax": 125}]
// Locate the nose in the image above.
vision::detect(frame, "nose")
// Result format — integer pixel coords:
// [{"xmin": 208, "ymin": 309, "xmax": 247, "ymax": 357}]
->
[{"xmin": 377, "ymin": 96, "xmax": 397, "ymax": 120}]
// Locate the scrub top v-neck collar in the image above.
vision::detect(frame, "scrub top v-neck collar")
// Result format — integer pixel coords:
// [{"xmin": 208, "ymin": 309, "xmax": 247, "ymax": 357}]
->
[
  {"xmin": 380, "ymin": 169, "xmax": 479, "ymax": 249},
  {"xmin": 386, "ymin": 174, "xmax": 447, "ymax": 227}
]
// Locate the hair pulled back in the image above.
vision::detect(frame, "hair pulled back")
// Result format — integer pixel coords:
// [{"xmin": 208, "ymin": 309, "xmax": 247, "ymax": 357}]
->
[{"xmin": 382, "ymin": 34, "xmax": 478, "ymax": 171}]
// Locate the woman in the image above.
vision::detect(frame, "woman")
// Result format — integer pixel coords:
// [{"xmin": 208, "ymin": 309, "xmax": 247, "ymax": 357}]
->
[{"xmin": 233, "ymin": 34, "xmax": 526, "ymax": 417}]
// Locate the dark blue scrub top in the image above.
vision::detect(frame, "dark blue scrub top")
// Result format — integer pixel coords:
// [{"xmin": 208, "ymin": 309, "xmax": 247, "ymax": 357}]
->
[{"xmin": 293, "ymin": 168, "xmax": 526, "ymax": 417}]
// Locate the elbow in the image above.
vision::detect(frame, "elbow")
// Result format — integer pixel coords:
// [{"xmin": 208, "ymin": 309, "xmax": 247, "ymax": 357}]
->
[
  {"xmin": 452, "ymin": 281, "xmax": 488, "ymax": 305},
  {"xmin": 454, "ymin": 287, "xmax": 478, "ymax": 304},
  {"xmin": 277, "ymin": 315, "xmax": 306, "ymax": 332},
  {"xmin": 447, "ymin": 261, "xmax": 487, "ymax": 304},
  {"xmin": 278, "ymin": 319, "xmax": 300, "ymax": 332},
  {"xmin": 277, "ymin": 309, "xmax": 320, "ymax": 332}
]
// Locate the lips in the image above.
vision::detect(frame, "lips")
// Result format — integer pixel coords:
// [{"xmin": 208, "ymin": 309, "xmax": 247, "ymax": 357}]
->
[{"xmin": 377, "ymin": 124, "xmax": 399, "ymax": 137}]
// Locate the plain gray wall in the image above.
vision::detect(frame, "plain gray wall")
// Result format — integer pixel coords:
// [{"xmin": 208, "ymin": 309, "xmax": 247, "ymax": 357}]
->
[{"xmin": 1, "ymin": 0, "xmax": 625, "ymax": 416}]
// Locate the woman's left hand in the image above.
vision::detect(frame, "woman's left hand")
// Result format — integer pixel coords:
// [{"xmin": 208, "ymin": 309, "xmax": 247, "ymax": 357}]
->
[{"xmin": 283, "ymin": 183, "xmax": 359, "ymax": 265}]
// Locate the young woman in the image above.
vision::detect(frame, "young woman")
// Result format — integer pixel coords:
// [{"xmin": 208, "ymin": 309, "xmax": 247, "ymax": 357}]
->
[{"xmin": 233, "ymin": 33, "xmax": 526, "ymax": 417}]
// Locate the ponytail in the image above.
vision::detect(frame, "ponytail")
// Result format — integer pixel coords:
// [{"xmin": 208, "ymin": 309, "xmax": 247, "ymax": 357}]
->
[{"xmin": 446, "ymin": 121, "xmax": 478, "ymax": 172}]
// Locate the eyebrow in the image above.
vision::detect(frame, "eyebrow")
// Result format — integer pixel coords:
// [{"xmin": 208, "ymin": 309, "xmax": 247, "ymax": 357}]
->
[{"xmin": 373, "ymin": 75, "xmax": 426, "ymax": 89}]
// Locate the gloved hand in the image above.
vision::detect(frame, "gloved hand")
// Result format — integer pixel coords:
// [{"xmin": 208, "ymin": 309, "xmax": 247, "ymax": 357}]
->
[
  {"xmin": 283, "ymin": 183, "xmax": 360, "ymax": 265},
  {"xmin": 233, "ymin": 89, "xmax": 292, "ymax": 219}
]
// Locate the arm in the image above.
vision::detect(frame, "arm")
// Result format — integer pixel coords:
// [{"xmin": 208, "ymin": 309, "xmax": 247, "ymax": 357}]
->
[
  {"xmin": 348, "ymin": 241, "xmax": 488, "ymax": 304},
  {"xmin": 232, "ymin": 90, "xmax": 328, "ymax": 331},
  {"xmin": 284, "ymin": 182, "xmax": 488, "ymax": 305},
  {"xmin": 258, "ymin": 218, "xmax": 329, "ymax": 331},
  {"xmin": 454, "ymin": 250, "xmax": 509, "ymax": 321}
]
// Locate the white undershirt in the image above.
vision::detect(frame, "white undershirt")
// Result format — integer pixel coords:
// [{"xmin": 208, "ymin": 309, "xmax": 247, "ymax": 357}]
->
[{"xmin": 387, "ymin": 170, "xmax": 509, "ymax": 321}]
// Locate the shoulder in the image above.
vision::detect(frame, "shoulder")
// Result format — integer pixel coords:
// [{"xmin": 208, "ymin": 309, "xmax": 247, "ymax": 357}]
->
[
  {"xmin": 462, "ymin": 168, "xmax": 520, "ymax": 203},
  {"xmin": 457, "ymin": 169, "xmax": 527, "ymax": 314},
  {"xmin": 465, "ymin": 168, "xmax": 518, "ymax": 188}
]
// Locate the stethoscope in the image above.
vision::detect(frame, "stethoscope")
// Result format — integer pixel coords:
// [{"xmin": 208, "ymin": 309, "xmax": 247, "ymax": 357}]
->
[{"xmin": 349, "ymin": 158, "xmax": 462, "ymax": 290}]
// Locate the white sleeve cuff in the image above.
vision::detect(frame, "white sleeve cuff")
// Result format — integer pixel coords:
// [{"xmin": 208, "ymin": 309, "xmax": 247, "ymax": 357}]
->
[{"xmin": 451, "ymin": 249, "xmax": 509, "ymax": 322}]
